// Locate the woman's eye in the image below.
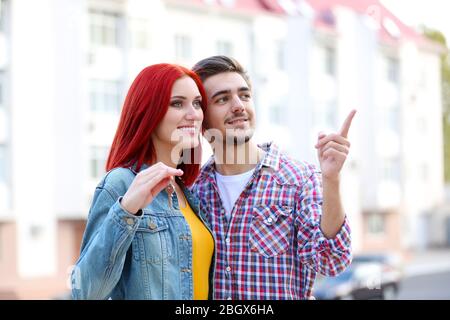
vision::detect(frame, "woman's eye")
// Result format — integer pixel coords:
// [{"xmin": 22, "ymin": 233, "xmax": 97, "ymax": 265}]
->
[
  {"xmin": 170, "ymin": 101, "xmax": 183, "ymax": 108},
  {"xmin": 193, "ymin": 100, "xmax": 202, "ymax": 108}
]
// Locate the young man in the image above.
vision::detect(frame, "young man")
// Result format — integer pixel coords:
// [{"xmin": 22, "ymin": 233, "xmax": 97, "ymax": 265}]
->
[{"xmin": 191, "ymin": 56, "xmax": 355, "ymax": 300}]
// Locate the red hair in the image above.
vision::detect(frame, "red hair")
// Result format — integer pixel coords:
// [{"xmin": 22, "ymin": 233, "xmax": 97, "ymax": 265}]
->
[{"xmin": 106, "ymin": 63, "xmax": 207, "ymax": 186}]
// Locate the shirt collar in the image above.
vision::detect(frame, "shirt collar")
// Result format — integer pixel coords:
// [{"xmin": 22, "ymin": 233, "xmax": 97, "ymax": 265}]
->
[
  {"xmin": 198, "ymin": 141, "xmax": 281, "ymax": 181},
  {"xmin": 259, "ymin": 141, "xmax": 281, "ymax": 172}
]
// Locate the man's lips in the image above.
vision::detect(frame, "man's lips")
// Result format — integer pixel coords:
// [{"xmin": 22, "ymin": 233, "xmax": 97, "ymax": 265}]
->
[{"xmin": 226, "ymin": 118, "xmax": 248, "ymax": 125}]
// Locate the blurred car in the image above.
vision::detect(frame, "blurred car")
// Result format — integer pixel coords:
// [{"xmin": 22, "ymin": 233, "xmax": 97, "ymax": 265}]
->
[
  {"xmin": 352, "ymin": 253, "xmax": 404, "ymax": 293},
  {"xmin": 313, "ymin": 253, "xmax": 403, "ymax": 300}
]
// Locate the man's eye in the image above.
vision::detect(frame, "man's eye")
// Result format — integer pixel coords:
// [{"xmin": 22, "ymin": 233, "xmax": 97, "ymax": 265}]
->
[
  {"xmin": 241, "ymin": 94, "xmax": 251, "ymax": 100},
  {"xmin": 216, "ymin": 97, "xmax": 228, "ymax": 104}
]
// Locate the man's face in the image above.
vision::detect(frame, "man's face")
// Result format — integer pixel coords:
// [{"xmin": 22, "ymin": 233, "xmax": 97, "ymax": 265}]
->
[{"xmin": 202, "ymin": 72, "xmax": 256, "ymax": 145}]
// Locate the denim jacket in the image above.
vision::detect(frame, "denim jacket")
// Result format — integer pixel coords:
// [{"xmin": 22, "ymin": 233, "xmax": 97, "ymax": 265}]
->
[{"xmin": 71, "ymin": 164, "xmax": 216, "ymax": 300}]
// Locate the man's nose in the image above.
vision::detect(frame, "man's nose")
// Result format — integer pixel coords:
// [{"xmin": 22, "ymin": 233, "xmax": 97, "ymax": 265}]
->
[{"xmin": 231, "ymin": 95, "xmax": 244, "ymax": 113}]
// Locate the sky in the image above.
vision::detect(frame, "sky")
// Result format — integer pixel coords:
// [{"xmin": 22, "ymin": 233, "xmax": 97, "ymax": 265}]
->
[{"xmin": 381, "ymin": 0, "xmax": 450, "ymax": 43}]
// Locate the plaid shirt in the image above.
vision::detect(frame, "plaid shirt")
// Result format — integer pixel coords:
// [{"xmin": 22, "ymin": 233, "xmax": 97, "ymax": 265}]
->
[{"xmin": 191, "ymin": 142, "xmax": 352, "ymax": 300}]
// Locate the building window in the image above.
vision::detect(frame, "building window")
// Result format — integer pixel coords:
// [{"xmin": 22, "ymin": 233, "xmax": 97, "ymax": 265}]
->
[
  {"xmin": 0, "ymin": 71, "xmax": 4, "ymax": 108},
  {"xmin": 174, "ymin": 34, "xmax": 192, "ymax": 60},
  {"xmin": 275, "ymin": 39, "xmax": 285, "ymax": 70},
  {"xmin": 313, "ymin": 101, "xmax": 337, "ymax": 130},
  {"xmin": 420, "ymin": 69, "xmax": 427, "ymax": 89},
  {"xmin": 417, "ymin": 116, "xmax": 427, "ymax": 133},
  {"xmin": 324, "ymin": 46, "xmax": 336, "ymax": 76},
  {"xmin": 0, "ymin": 144, "xmax": 6, "ymax": 183},
  {"xmin": 269, "ymin": 104, "xmax": 282, "ymax": 125},
  {"xmin": 89, "ymin": 10, "xmax": 121, "ymax": 48},
  {"xmin": 421, "ymin": 163, "xmax": 429, "ymax": 182},
  {"xmin": 386, "ymin": 57, "xmax": 399, "ymax": 83},
  {"xmin": 380, "ymin": 107, "xmax": 400, "ymax": 132},
  {"xmin": 368, "ymin": 213, "xmax": 385, "ymax": 235},
  {"xmin": 0, "ymin": 0, "xmax": 6, "ymax": 32},
  {"xmin": 89, "ymin": 79, "xmax": 122, "ymax": 114},
  {"xmin": 216, "ymin": 40, "xmax": 233, "ymax": 56},
  {"xmin": 0, "ymin": 224, "xmax": 2, "ymax": 261},
  {"xmin": 130, "ymin": 18, "xmax": 149, "ymax": 49},
  {"xmin": 381, "ymin": 157, "xmax": 401, "ymax": 183},
  {"xmin": 90, "ymin": 146, "xmax": 109, "ymax": 180},
  {"xmin": 0, "ymin": 223, "xmax": 3, "ymax": 261}
]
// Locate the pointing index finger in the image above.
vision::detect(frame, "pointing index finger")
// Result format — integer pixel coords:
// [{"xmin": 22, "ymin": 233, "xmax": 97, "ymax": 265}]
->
[{"xmin": 339, "ymin": 109, "xmax": 356, "ymax": 138}]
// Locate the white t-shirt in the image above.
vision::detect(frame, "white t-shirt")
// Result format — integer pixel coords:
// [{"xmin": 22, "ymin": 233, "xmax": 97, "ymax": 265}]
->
[{"xmin": 215, "ymin": 168, "xmax": 255, "ymax": 223}]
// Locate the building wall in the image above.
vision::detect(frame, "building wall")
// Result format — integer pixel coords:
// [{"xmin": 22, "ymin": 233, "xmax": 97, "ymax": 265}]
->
[
  {"xmin": 0, "ymin": 0, "xmax": 445, "ymax": 298},
  {"xmin": 10, "ymin": 0, "xmax": 57, "ymax": 278},
  {"xmin": 0, "ymin": 222, "xmax": 18, "ymax": 299}
]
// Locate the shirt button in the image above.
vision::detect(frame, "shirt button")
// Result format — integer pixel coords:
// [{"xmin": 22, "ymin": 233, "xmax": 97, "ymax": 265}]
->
[
  {"xmin": 266, "ymin": 217, "xmax": 273, "ymax": 223},
  {"xmin": 226, "ymin": 266, "xmax": 231, "ymax": 272},
  {"xmin": 148, "ymin": 222, "xmax": 157, "ymax": 230},
  {"xmin": 126, "ymin": 218, "xmax": 134, "ymax": 225},
  {"xmin": 227, "ymin": 297, "xmax": 232, "ymax": 300},
  {"xmin": 225, "ymin": 238, "xmax": 230, "ymax": 244}
]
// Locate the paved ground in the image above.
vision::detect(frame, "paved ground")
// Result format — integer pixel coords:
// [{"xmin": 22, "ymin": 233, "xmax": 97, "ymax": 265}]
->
[
  {"xmin": 394, "ymin": 248, "xmax": 450, "ymax": 299},
  {"xmin": 403, "ymin": 248, "xmax": 450, "ymax": 277},
  {"xmin": 398, "ymin": 270, "xmax": 450, "ymax": 299}
]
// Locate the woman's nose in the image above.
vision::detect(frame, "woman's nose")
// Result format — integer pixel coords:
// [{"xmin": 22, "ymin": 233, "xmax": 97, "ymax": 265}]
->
[{"xmin": 185, "ymin": 104, "xmax": 203, "ymax": 120}]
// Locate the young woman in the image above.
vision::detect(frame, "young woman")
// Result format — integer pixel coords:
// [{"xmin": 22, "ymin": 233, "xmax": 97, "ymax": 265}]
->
[{"xmin": 71, "ymin": 64, "xmax": 215, "ymax": 300}]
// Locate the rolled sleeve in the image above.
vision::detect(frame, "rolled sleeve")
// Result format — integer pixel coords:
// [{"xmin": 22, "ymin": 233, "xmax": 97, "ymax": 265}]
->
[
  {"xmin": 316, "ymin": 215, "xmax": 352, "ymax": 253},
  {"xmin": 296, "ymin": 170, "xmax": 352, "ymax": 277}
]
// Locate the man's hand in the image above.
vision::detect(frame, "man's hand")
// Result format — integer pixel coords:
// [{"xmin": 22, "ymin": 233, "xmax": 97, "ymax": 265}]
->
[{"xmin": 315, "ymin": 110, "xmax": 356, "ymax": 182}]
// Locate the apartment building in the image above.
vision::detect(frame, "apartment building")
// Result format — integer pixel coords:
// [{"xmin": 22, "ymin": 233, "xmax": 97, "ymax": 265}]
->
[{"xmin": 0, "ymin": 0, "xmax": 444, "ymax": 298}]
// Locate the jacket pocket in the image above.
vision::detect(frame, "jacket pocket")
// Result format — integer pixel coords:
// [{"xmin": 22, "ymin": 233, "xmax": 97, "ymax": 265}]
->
[
  {"xmin": 249, "ymin": 204, "xmax": 293, "ymax": 258},
  {"xmin": 132, "ymin": 215, "xmax": 171, "ymax": 264}
]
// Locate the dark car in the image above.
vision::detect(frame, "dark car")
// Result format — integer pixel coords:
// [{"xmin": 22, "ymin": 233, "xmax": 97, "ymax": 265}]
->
[{"xmin": 313, "ymin": 253, "xmax": 403, "ymax": 300}]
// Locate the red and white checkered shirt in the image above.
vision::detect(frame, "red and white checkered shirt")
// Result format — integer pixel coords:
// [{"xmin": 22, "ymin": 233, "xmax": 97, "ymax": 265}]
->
[{"xmin": 191, "ymin": 142, "xmax": 352, "ymax": 300}]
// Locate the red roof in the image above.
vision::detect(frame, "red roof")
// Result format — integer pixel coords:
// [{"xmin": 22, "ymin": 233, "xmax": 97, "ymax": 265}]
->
[
  {"xmin": 305, "ymin": 0, "xmax": 424, "ymax": 45},
  {"xmin": 166, "ymin": 0, "xmax": 442, "ymax": 50},
  {"xmin": 166, "ymin": 0, "xmax": 274, "ymax": 15}
]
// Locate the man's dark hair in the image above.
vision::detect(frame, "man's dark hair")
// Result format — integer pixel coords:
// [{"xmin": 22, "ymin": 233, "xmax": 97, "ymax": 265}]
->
[{"xmin": 192, "ymin": 55, "xmax": 251, "ymax": 88}]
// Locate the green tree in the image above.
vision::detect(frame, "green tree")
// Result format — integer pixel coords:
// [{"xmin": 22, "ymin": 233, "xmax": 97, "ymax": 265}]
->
[{"xmin": 423, "ymin": 27, "xmax": 450, "ymax": 182}]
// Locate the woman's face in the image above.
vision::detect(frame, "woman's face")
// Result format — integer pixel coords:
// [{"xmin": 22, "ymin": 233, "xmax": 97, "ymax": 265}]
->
[{"xmin": 152, "ymin": 76, "xmax": 204, "ymax": 153}]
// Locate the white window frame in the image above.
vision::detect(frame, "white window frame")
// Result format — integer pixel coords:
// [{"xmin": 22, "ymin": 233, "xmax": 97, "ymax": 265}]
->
[
  {"xmin": 386, "ymin": 56, "xmax": 399, "ymax": 84},
  {"xmin": 89, "ymin": 79, "xmax": 122, "ymax": 114},
  {"xmin": 0, "ymin": 71, "xmax": 4, "ymax": 109},
  {"xmin": 216, "ymin": 40, "xmax": 233, "ymax": 57},
  {"xmin": 381, "ymin": 157, "xmax": 401, "ymax": 183},
  {"xmin": 367, "ymin": 213, "xmax": 386, "ymax": 235},
  {"xmin": 324, "ymin": 46, "xmax": 336, "ymax": 76},
  {"xmin": 0, "ymin": 144, "xmax": 7, "ymax": 184},
  {"xmin": 130, "ymin": 18, "xmax": 150, "ymax": 49},
  {"xmin": 90, "ymin": 146, "xmax": 109, "ymax": 180},
  {"xmin": 174, "ymin": 34, "xmax": 192, "ymax": 60},
  {"xmin": 89, "ymin": 10, "xmax": 121, "ymax": 48}
]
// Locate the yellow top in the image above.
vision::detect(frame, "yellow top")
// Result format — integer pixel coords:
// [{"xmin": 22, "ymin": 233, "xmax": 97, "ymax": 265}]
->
[{"xmin": 180, "ymin": 195, "xmax": 214, "ymax": 300}]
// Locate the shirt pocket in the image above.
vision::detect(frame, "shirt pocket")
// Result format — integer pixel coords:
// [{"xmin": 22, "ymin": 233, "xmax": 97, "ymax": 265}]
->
[
  {"xmin": 249, "ymin": 204, "xmax": 294, "ymax": 258},
  {"xmin": 132, "ymin": 214, "xmax": 172, "ymax": 264}
]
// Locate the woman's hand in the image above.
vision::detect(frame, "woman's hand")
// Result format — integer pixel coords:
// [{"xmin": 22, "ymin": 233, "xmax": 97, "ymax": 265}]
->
[{"xmin": 121, "ymin": 162, "xmax": 184, "ymax": 215}]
